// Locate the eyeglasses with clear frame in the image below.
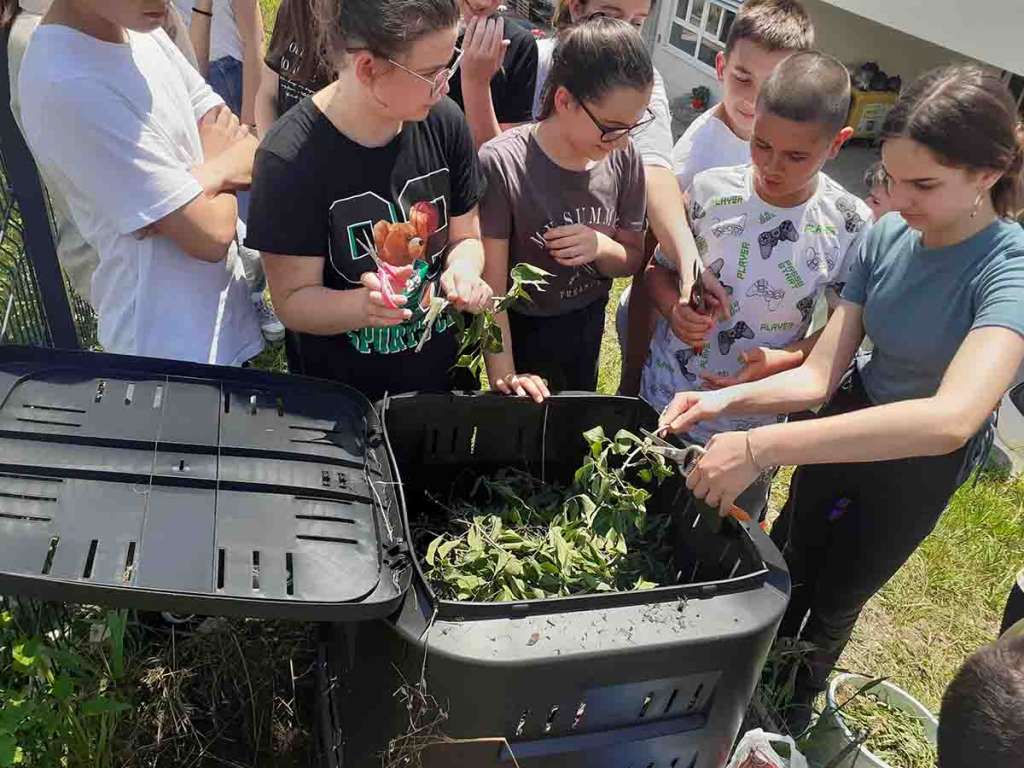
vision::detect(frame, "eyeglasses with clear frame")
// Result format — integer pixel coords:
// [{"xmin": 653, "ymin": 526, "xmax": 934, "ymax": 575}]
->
[
  {"xmin": 347, "ymin": 45, "xmax": 464, "ymax": 97},
  {"xmin": 569, "ymin": 90, "xmax": 657, "ymax": 143}
]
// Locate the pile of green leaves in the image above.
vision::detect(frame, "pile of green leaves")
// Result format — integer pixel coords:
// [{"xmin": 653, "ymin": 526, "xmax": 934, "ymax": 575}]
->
[
  {"xmin": 418, "ymin": 427, "xmax": 678, "ymax": 602},
  {"xmin": 450, "ymin": 263, "xmax": 551, "ymax": 378},
  {"xmin": 838, "ymin": 684, "xmax": 937, "ymax": 768}
]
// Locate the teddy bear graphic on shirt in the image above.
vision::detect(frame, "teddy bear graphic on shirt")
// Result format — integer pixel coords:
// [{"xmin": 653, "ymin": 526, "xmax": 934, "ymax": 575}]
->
[{"xmin": 368, "ymin": 200, "xmax": 441, "ymax": 314}]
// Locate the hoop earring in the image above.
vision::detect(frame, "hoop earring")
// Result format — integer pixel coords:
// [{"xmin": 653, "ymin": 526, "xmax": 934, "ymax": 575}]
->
[{"xmin": 970, "ymin": 192, "xmax": 984, "ymax": 219}]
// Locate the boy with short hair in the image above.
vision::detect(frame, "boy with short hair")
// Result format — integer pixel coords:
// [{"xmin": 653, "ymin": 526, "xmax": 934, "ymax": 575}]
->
[
  {"xmin": 641, "ymin": 51, "xmax": 871, "ymax": 515},
  {"xmin": 938, "ymin": 629, "xmax": 1024, "ymax": 768},
  {"xmin": 18, "ymin": 0, "xmax": 263, "ymax": 365},
  {"xmin": 619, "ymin": 0, "xmax": 814, "ymax": 394}
]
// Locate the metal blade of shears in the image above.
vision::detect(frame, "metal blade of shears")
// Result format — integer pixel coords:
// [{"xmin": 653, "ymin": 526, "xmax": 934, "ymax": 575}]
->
[{"xmin": 640, "ymin": 428, "xmax": 752, "ymax": 526}]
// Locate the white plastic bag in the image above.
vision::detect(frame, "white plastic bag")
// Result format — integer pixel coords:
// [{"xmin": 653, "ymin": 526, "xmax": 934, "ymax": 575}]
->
[{"xmin": 726, "ymin": 728, "xmax": 809, "ymax": 768}]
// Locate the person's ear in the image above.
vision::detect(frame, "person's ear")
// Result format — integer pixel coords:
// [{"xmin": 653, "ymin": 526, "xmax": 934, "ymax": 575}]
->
[
  {"xmin": 828, "ymin": 126, "xmax": 854, "ymax": 158},
  {"xmin": 554, "ymin": 85, "xmax": 575, "ymax": 115},
  {"xmin": 352, "ymin": 51, "xmax": 380, "ymax": 88},
  {"xmin": 715, "ymin": 51, "xmax": 727, "ymax": 82},
  {"xmin": 974, "ymin": 167, "xmax": 1003, "ymax": 193}
]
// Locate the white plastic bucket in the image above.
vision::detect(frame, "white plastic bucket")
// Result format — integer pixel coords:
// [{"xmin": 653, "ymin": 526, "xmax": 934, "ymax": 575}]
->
[{"xmin": 806, "ymin": 673, "xmax": 937, "ymax": 768}]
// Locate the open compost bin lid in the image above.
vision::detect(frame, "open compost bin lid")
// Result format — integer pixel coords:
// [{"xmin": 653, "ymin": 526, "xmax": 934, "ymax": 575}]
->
[{"xmin": 0, "ymin": 346, "xmax": 409, "ymax": 621}]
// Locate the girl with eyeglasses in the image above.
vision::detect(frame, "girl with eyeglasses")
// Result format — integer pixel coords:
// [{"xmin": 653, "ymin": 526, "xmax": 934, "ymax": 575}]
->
[
  {"xmin": 245, "ymin": 0, "xmax": 547, "ymax": 401},
  {"xmin": 479, "ymin": 17, "xmax": 652, "ymax": 393}
]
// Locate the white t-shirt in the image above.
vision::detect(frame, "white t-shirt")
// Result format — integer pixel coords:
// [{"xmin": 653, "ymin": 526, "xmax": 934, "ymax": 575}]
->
[
  {"xmin": 641, "ymin": 165, "xmax": 871, "ymax": 442},
  {"xmin": 533, "ymin": 36, "xmax": 673, "ymax": 169},
  {"xmin": 671, "ymin": 106, "xmax": 750, "ymax": 191},
  {"xmin": 173, "ymin": 0, "xmax": 243, "ymax": 63},
  {"xmin": 19, "ymin": 26, "xmax": 262, "ymax": 365}
]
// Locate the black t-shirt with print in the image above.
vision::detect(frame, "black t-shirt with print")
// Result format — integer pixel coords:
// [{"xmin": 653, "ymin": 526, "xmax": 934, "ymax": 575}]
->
[
  {"xmin": 446, "ymin": 16, "xmax": 538, "ymax": 125},
  {"xmin": 264, "ymin": 38, "xmax": 331, "ymax": 117},
  {"xmin": 245, "ymin": 97, "xmax": 486, "ymax": 401}
]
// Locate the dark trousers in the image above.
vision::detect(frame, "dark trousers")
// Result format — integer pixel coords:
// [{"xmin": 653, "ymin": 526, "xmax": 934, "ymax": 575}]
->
[
  {"xmin": 509, "ymin": 298, "xmax": 607, "ymax": 392},
  {"xmin": 771, "ymin": 369, "xmax": 972, "ymax": 694},
  {"xmin": 1001, "ymin": 570, "xmax": 1024, "ymax": 636}
]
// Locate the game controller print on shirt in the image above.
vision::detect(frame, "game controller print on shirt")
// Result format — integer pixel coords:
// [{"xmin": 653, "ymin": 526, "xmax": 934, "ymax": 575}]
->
[{"xmin": 640, "ymin": 163, "xmax": 872, "ymax": 442}]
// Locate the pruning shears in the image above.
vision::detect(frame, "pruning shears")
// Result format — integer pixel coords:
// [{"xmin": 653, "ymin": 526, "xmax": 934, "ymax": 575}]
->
[
  {"xmin": 688, "ymin": 259, "xmax": 709, "ymax": 354},
  {"xmin": 641, "ymin": 428, "xmax": 752, "ymax": 526}
]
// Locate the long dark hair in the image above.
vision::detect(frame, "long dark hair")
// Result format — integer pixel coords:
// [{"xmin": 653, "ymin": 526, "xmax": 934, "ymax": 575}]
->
[
  {"xmin": 882, "ymin": 65, "xmax": 1024, "ymax": 218},
  {"xmin": 266, "ymin": 0, "xmax": 329, "ymax": 84},
  {"xmin": 539, "ymin": 16, "xmax": 653, "ymax": 121},
  {"xmin": 315, "ymin": 0, "xmax": 459, "ymax": 67},
  {"xmin": 0, "ymin": 0, "xmax": 20, "ymax": 31}
]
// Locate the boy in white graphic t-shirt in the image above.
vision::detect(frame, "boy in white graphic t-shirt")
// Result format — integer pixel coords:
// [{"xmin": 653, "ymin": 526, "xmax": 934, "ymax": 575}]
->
[
  {"xmin": 617, "ymin": 0, "xmax": 816, "ymax": 394},
  {"xmin": 641, "ymin": 51, "xmax": 871, "ymax": 516}
]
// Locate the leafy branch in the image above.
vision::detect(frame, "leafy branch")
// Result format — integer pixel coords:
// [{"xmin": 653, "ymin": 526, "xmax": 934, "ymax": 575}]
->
[
  {"xmin": 417, "ymin": 427, "xmax": 678, "ymax": 602},
  {"xmin": 450, "ymin": 263, "xmax": 551, "ymax": 379}
]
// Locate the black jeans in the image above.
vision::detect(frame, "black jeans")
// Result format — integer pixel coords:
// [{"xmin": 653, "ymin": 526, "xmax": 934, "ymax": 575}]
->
[
  {"xmin": 509, "ymin": 298, "xmax": 608, "ymax": 392},
  {"xmin": 771, "ymin": 368, "xmax": 973, "ymax": 695},
  {"xmin": 1001, "ymin": 569, "xmax": 1024, "ymax": 636}
]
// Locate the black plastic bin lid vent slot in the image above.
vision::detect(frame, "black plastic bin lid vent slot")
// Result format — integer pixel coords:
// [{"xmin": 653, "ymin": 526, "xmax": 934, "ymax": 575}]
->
[{"xmin": 0, "ymin": 347, "xmax": 409, "ymax": 621}]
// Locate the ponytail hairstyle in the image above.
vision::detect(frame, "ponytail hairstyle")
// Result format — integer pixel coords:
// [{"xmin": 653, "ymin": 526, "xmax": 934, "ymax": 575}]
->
[
  {"xmin": 268, "ymin": 0, "xmax": 331, "ymax": 84},
  {"xmin": 315, "ymin": 0, "xmax": 459, "ymax": 68},
  {"xmin": 882, "ymin": 65, "xmax": 1024, "ymax": 218},
  {"xmin": 0, "ymin": 0, "xmax": 20, "ymax": 31},
  {"xmin": 538, "ymin": 16, "xmax": 653, "ymax": 121}
]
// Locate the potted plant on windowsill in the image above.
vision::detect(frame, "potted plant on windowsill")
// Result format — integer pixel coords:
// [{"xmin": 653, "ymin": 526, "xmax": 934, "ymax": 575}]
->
[{"xmin": 691, "ymin": 86, "xmax": 711, "ymax": 111}]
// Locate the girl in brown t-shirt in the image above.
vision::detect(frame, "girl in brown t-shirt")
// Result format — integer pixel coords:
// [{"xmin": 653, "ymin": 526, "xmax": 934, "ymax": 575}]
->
[{"xmin": 480, "ymin": 17, "xmax": 651, "ymax": 392}]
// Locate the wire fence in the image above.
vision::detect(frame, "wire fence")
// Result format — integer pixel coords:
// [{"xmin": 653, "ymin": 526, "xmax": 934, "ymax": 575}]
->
[{"xmin": 0, "ymin": 154, "xmax": 96, "ymax": 350}]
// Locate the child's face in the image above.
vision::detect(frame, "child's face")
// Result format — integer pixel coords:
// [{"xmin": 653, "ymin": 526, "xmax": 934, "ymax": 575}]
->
[
  {"xmin": 92, "ymin": 0, "xmax": 169, "ymax": 32},
  {"xmin": 865, "ymin": 183, "xmax": 893, "ymax": 219},
  {"xmin": 572, "ymin": 0, "xmax": 652, "ymax": 29},
  {"xmin": 715, "ymin": 40, "xmax": 795, "ymax": 140},
  {"xmin": 750, "ymin": 109, "xmax": 849, "ymax": 204},
  {"xmin": 881, "ymin": 137, "xmax": 1000, "ymax": 235},
  {"xmin": 558, "ymin": 83, "xmax": 653, "ymax": 162},
  {"xmin": 458, "ymin": 0, "xmax": 503, "ymax": 19}
]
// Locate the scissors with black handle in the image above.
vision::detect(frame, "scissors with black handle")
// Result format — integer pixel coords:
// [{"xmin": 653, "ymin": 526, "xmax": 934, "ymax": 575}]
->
[{"xmin": 641, "ymin": 428, "xmax": 752, "ymax": 526}]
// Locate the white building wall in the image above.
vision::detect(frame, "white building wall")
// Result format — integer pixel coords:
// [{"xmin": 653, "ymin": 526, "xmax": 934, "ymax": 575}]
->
[
  {"xmin": 818, "ymin": 0, "xmax": 1023, "ymax": 75},
  {"xmin": 650, "ymin": 0, "xmax": 999, "ymax": 109}
]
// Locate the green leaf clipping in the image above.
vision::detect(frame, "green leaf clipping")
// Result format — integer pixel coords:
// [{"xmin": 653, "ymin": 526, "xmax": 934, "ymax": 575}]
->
[{"xmin": 416, "ymin": 427, "xmax": 677, "ymax": 602}]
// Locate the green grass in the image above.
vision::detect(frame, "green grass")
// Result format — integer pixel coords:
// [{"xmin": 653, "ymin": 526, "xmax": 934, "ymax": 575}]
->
[
  {"xmin": 258, "ymin": 0, "xmax": 1024, "ymax": 719},
  {"xmin": 838, "ymin": 474, "xmax": 1024, "ymax": 711},
  {"xmin": 1, "ymin": 3, "xmax": 1011, "ymax": 761}
]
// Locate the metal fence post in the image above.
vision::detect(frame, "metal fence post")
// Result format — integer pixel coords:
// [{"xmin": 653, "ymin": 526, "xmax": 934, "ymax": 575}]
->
[{"xmin": 0, "ymin": 26, "xmax": 79, "ymax": 349}]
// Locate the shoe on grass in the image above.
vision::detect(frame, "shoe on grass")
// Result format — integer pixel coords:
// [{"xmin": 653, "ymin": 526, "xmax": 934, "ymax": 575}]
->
[{"xmin": 252, "ymin": 291, "xmax": 285, "ymax": 342}]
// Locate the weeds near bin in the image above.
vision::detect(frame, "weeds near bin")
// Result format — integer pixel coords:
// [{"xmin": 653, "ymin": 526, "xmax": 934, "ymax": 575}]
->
[
  {"xmin": 120, "ymin": 617, "xmax": 316, "ymax": 767},
  {"xmin": 382, "ymin": 673, "xmax": 450, "ymax": 768},
  {"xmin": 832, "ymin": 681, "xmax": 936, "ymax": 768},
  {"xmin": 416, "ymin": 427, "xmax": 677, "ymax": 601},
  {"xmin": 0, "ymin": 600, "xmax": 132, "ymax": 768}
]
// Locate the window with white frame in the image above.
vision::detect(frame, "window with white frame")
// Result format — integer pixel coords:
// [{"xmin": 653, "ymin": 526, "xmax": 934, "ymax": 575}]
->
[{"xmin": 667, "ymin": 0, "xmax": 741, "ymax": 72}]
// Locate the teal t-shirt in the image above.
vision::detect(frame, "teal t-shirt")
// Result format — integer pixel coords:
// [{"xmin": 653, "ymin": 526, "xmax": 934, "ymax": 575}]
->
[{"xmin": 842, "ymin": 214, "xmax": 1024, "ymax": 404}]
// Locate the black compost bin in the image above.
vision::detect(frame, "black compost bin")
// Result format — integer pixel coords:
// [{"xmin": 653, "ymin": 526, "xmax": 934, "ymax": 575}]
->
[
  {"xmin": 318, "ymin": 393, "xmax": 790, "ymax": 768},
  {"xmin": 0, "ymin": 347, "xmax": 789, "ymax": 768}
]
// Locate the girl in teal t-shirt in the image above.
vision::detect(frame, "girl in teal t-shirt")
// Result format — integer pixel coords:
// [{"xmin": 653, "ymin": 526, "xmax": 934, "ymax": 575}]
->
[{"xmin": 658, "ymin": 64, "xmax": 1024, "ymax": 732}]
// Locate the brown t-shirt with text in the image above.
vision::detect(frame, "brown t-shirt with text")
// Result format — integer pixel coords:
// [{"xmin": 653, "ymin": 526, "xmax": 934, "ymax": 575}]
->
[{"xmin": 479, "ymin": 125, "xmax": 646, "ymax": 317}]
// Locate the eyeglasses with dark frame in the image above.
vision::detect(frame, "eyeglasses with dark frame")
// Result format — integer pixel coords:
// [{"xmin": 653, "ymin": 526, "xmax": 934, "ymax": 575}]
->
[
  {"xmin": 569, "ymin": 91, "xmax": 657, "ymax": 143},
  {"xmin": 346, "ymin": 46, "xmax": 464, "ymax": 97}
]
